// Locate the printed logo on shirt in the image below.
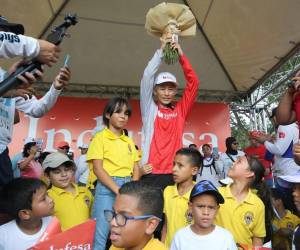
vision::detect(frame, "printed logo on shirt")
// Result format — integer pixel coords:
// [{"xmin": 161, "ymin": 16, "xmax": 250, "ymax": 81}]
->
[
  {"xmin": 157, "ymin": 110, "xmax": 177, "ymax": 120},
  {"xmin": 244, "ymin": 211, "xmax": 254, "ymax": 225},
  {"xmin": 287, "ymin": 222, "xmax": 294, "ymax": 230},
  {"xmin": 279, "ymin": 132, "xmax": 285, "ymax": 139},
  {"xmin": 0, "ymin": 32, "xmax": 20, "ymax": 43},
  {"xmin": 83, "ymin": 195, "xmax": 91, "ymax": 207}
]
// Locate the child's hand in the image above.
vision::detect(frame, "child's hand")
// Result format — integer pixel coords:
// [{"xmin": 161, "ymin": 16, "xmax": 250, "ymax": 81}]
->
[
  {"xmin": 140, "ymin": 164, "xmax": 153, "ymax": 176},
  {"xmin": 53, "ymin": 66, "xmax": 71, "ymax": 90}
]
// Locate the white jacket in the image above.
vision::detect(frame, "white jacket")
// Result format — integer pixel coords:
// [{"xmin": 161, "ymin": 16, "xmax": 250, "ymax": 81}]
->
[
  {"xmin": 0, "ymin": 31, "xmax": 61, "ymax": 153},
  {"xmin": 0, "ymin": 31, "xmax": 39, "ymax": 59},
  {"xmin": 0, "ymin": 85, "xmax": 62, "ymax": 153},
  {"xmin": 265, "ymin": 123, "xmax": 300, "ymax": 175}
]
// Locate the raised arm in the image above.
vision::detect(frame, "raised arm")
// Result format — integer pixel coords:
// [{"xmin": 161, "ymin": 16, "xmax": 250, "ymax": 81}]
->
[
  {"xmin": 15, "ymin": 67, "xmax": 70, "ymax": 117},
  {"xmin": 140, "ymin": 35, "xmax": 172, "ymax": 118},
  {"xmin": 0, "ymin": 32, "xmax": 39, "ymax": 58},
  {"xmin": 140, "ymin": 50, "xmax": 162, "ymax": 117},
  {"xmin": 276, "ymin": 70, "xmax": 300, "ymax": 124},
  {"xmin": 0, "ymin": 32, "xmax": 60, "ymax": 66},
  {"xmin": 175, "ymin": 43, "xmax": 199, "ymax": 117},
  {"xmin": 263, "ymin": 126, "xmax": 294, "ymax": 156}
]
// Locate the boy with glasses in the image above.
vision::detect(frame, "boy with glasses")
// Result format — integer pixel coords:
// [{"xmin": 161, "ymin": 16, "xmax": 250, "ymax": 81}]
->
[{"xmin": 105, "ymin": 181, "xmax": 167, "ymax": 250}]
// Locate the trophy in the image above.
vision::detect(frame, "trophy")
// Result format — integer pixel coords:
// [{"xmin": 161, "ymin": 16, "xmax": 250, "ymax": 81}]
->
[{"xmin": 145, "ymin": 2, "xmax": 196, "ymax": 64}]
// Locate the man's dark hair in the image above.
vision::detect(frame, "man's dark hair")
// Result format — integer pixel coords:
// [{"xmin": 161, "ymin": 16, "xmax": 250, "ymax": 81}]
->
[
  {"xmin": 103, "ymin": 97, "xmax": 132, "ymax": 127},
  {"xmin": 119, "ymin": 181, "xmax": 163, "ymax": 219},
  {"xmin": 0, "ymin": 178, "xmax": 46, "ymax": 220},
  {"xmin": 22, "ymin": 142, "xmax": 36, "ymax": 157},
  {"xmin": 175, "ymin": 147, "xmax": 202, "ymax": 169}
]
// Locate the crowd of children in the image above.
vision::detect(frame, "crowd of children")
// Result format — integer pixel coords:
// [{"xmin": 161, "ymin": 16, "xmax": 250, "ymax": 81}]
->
[{"xmin": 0, "ymin": 35, "xmax": 300, "ymax": 250}]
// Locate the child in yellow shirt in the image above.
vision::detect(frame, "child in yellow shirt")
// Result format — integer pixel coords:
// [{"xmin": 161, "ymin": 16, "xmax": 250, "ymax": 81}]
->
[
  {"xmin": 271, "ymin": 188, "xmax": 300, "ymax": 250},
  {"xmin": 215, "ymin": 156, "xmax": 267, "ymax": 248},
  {"xmin": 162, "ymin": 148, "xmax": 201, "ymax": 248},
  {"xmin": 86, "ymin": 97, "xmax": 140, "ymax": 250},
  {"xmin": 43, "ymin": 152, "xmax": 93, "ymax": 231}
]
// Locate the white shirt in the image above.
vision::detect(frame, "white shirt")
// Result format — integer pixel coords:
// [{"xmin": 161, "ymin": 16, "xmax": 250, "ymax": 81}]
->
[
  {"xmin": 170, "ymin": 225, "xmax": 237, "ymax": 250},
  {"xmin": 0, "ymin": 85, "xmax": 62, "ymax": 153},
  {"xmin": 197, "ymin": 157, "xmax": 221, "ymax": 187},
  {"xmin": 75, "ymin": 154, "xmax": 89, "ymax": 184},
  {"xmin": 218, "ymin": 150, "xmax": 245, "ymax": 178},
  {"xmin": 0, "ymin": 31, "xmax": 39, "ymax": 59},
  {"xmin": 265, "ymin": 123, "xmax": 300, "ymax": 176},
  {"xmin": 0, "ymin": 216, "xmax": 52, "ymax": 250},
  {"xmin": 0, "ymin": 32, "xmax": 61, "ymax": 154}
]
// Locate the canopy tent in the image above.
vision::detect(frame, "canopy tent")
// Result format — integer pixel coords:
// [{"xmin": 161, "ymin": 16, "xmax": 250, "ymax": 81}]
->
[{"xmin": 2, "ymin": 0, "xmax": 300, "ymax": 102}]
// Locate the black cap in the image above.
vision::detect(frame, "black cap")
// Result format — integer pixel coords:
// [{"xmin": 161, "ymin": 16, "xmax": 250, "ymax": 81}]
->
[
  {"xmin": 0, "ymin": 16, "xmax": 24, "ymax": 35},
  {"xmin": 190, "ymin": 180, "xmax": 225, "ymax": 204}
]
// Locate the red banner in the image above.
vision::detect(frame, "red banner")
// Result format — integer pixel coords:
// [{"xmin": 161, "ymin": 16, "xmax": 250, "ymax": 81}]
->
[
  {"xmin": 37, "ymin": 217, "xmax": 62, "ymax": 243},
  {"xmin": 10, "ymin": 97, "xmax": 230, "ymax": 157},
  {"xmin": 29, "ymin": 219, "xmax": 96, "ymax": 250}
]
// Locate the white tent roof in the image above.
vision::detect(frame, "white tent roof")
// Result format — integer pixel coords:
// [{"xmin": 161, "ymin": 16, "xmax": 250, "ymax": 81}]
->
[{"xmin": 2, "ymin": 0, "xmax": 300, "ymax": 102}]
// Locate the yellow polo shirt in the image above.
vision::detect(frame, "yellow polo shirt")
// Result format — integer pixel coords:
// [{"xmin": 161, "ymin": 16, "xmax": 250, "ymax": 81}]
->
[
  {"xmin": 48, "ymin": 183, "xmax": 93, "ymax": 231},
  {"xmin": 163, "ymin": 184, "xmax": 193, "ymax": 248},
  {"xmin": 215, "ymin": 185, "xmax": 266, "ymax": 247},
  {"xmin": 86, "ymin": 128, "xmax": 139, "ymax": 189},
  {"xmin": 272, "ymin": 210, "xmax": 300, "ymax": 250},
  {"xmin": 109, "ymin": 238, "xmax": 167, "ymax": 250}
]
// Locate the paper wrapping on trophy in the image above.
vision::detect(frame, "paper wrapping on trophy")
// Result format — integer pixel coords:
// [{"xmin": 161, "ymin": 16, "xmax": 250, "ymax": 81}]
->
[{"xmin": 145, "ymin": 2, "xmax": 196, "ymax": 37}]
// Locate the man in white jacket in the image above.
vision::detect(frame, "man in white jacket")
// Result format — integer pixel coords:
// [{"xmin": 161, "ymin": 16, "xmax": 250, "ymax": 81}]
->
[
  {"xmin": 0, "ymin": 16, "xmax": 68, "ymax": 186},
  {"xmin": 0, "ymin": 16, "xmax": 60, "ymax": 67},
  {"xmin": 255, "ymin": 108, "xmax": 300, "ymax": 176}
]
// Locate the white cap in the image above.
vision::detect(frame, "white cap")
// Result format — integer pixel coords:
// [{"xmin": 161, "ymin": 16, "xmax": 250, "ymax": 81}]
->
[
  {"xmin": 42, "ymin": 152, "xmax": 74, "ymax": 170},
  {"xmin": 277, "ymin": 172, "xmax": 300, "ymax": 188},
  {"xmin": 79, "ymin": 144, "xmax": 89, "ymax": 149},
  {"xmin": 24, "ymin": 137, "xmax": 35, "ymax": 145},
  {"xmin": 154, "ymin": 72, "xmax": 177, "ymax": 86}
]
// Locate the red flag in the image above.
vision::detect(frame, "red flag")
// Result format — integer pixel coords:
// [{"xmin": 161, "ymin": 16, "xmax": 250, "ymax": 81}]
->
[
  {"xmin": 29, "ymin": 219, "xmax": 96, "ymax": 250},
  {"xmin": 37, "ymin": 217, "xmax": 62, "ymax": 243}
]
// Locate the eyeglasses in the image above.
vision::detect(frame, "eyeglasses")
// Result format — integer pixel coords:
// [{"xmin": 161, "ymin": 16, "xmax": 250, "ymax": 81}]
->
[
  {"xmin": 104, "ymin": 210, "xmax": 161, "ymax": 227},
  {"xmin": 232, "ymin": 142, "xmax": 239, "ymax": 145}
]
